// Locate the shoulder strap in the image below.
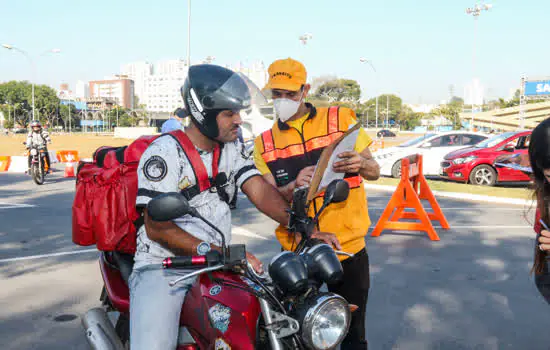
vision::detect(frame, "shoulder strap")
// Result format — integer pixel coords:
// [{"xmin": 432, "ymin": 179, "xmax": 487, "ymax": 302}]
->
[
  {"xmin": 261, "ymin": 129, "xmax": 275, "ymax": 153},
  {"xmin": 327, "ymin": 106, "xmax": 340, "ymax": 134},
  {"xmin": 166, "ymin": 130, "xmax": 220, "ymax": 193}
]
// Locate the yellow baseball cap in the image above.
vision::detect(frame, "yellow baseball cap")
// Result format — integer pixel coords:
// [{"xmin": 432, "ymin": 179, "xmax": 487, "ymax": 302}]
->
[{"xmin": 264, "ymin": 58, "xmax": 307, "ymax": 92}]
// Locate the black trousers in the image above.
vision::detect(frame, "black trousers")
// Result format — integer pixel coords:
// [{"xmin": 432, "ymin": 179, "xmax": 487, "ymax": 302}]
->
[{"xmin": 327, "ymin": 248, "xmax": 370, "ymax": 349}]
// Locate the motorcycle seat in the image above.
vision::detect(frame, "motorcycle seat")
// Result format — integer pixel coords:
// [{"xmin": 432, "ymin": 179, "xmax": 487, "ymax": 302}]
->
[{"xmin": 106, "ymin": 251, "xmax": 135, "ymax": 285}]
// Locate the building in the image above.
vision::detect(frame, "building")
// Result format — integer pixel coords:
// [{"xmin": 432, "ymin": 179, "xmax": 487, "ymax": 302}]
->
[
  {"xmin": 406, "ymin": 103, "xmax": 436, "ymax": 114},
  {"xmin": 226, "ymin": 61, "xmax": 268, "ymax": 90},
  {"xmin": 89, "ymin": 79, "xmax": 135, "ymax": 109},
  {"xmin": 120, "ymin": 62, "xmax": 153, "ymax": 105},
  {"xmin": 120, "ymin": 59, "xmax": 268, "ymax": 113},
  {"xmin": 75, "ymin": 80, "xmax": 89, "ymax": 99},
  {"xmin": 464, "ymin": 78, "xmax": 485, "ymax": 106},
  {"xmin": 460, "ymin": 101, "xmax": 550, "ymax": 131}
]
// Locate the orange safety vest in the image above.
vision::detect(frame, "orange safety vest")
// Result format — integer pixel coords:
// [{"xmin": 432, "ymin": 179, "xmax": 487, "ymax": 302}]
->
[{"xmin": 255, "ymin": 104, "xmax": 370, "ymax": 259}]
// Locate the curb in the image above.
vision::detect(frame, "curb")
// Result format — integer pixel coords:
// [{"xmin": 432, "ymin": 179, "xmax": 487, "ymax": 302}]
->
[{"xmin": 364, "ymin": 183, "xmax": 533, "ymax": 206}]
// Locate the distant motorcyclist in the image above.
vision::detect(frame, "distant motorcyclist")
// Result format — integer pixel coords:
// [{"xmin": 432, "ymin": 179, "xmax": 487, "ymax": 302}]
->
[{"xmin": 26, "ymin": 120, "xmax": 52, "ymax": 174}]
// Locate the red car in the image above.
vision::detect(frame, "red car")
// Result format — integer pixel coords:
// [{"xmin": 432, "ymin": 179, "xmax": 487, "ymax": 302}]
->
[{"xmin": 440, "ymin": 130, "xmax": 532, "ymax": 186}]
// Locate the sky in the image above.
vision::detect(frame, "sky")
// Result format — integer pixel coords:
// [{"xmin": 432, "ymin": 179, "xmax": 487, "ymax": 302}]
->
[{"xmin": 1, "ymin": 0, "xmax": 549, "ymax": 104}]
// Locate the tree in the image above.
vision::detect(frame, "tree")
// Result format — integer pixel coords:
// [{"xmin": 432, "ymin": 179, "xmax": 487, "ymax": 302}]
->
[
  {"xmin": 310, "ymin": 75, "xmax": 337, "ymax": 95},
  {"xmin": 0, "ymin": 81, "xmax": 60, "ymax": 127},
  {"xmin": 361, "ymin": 94, "xmax": 402, "ymax": 127},
  {"xmin": 449, "ymin": 96, "xmax": 464, "ymax": 108},
  {"xmin": 312, "ymin": 79, "xmax": 361, "ymax": 103}
]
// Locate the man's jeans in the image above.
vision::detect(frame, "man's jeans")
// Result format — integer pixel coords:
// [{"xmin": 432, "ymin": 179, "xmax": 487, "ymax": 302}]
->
[{"xmin": 129, "ymin": 265, "xmax": 197, "ymax": 350}]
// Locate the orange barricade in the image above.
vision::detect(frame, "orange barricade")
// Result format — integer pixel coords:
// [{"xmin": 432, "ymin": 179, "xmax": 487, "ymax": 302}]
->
[
  {"xmin": 371, "ymin": 154, "xmax": 450, "ymax": 241},
  {"xmin": 56, "ymin": 150, "xmax": 79, "ymax": 163},
  {"xmin": 0, "ymin": 156, "xmax": 11, "ymax": 172},
  {"xmin": 56, "ymin": 150, "xmax": 79, "ymax": 178},
  {"xmin": 370, "ymin": 139, "xmax": 385, "ymax": 153}
]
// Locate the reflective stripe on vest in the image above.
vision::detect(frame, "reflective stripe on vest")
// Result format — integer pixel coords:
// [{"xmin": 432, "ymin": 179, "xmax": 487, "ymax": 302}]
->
[{"xmin": 260, "ymin": 106, "xmax": 362, "ymax": 190}]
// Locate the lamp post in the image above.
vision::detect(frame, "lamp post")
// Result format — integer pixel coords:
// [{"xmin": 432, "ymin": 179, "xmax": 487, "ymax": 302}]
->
[
  {"xmin": 187, "ymin": 0, "xmax": 191, "ymax": 67},
  {"xmin": 465, "ymin": 1, "xmax": 492, "ymax": 130},
  {"xmin": 2, "ymin": 44, "xmax": 61, "ymax": 121},
  {"xmin": 359, "ymin": 58, "xmax": 379, "ymax": 130}
]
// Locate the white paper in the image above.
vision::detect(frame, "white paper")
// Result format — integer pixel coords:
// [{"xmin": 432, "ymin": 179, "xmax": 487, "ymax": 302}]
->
[{"xmin": 317, "ymin": 126, "xmax": 360, "ymax": 190}]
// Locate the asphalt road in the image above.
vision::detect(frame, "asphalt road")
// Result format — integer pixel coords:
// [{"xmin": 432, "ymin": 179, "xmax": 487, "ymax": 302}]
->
[{"xmin": 1, "ymin": 167, "xmax": 548, "ymax": 350}]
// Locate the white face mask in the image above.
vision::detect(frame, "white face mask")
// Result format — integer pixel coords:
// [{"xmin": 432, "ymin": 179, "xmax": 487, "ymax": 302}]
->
[{"xmin": 273, "ymin": 92, "xmax": 303, "ymax": 122}]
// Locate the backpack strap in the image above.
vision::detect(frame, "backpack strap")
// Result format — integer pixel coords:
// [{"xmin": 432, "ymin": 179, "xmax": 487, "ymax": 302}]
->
[{"xmin": 166, "ymin": 130, "xmax": 221, "ymax": 201}]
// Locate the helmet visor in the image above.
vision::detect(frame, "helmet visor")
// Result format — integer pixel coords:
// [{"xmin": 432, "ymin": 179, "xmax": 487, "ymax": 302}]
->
[{"xmin": 191, "ymin": 72, "xmax": 267, "ymax": 113}]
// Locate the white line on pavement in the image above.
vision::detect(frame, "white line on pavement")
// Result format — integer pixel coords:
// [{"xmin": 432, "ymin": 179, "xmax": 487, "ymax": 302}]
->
[
  {"xmin": 0, "ymin": 226, "xmax": 269, "ymax": 264},
  {"xmin": 0, "ymin": 202, "xmax": 36, "ymax": 209},
  {"xmin": 233, "ymin": 226, "xmax": 270, "ymax": 240},
  {"xmin": 0, "ymin": 248, "xmax": 98, "ymax": 263}
]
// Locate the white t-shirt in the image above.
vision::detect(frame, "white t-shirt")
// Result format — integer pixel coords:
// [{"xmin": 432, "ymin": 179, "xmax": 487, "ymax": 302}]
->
[{"xmin": 133, "ymin": 134, "xmax": 260, "ymax": 268}]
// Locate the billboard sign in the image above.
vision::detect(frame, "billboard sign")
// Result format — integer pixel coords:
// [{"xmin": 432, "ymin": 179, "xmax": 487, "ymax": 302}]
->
[{"xmin": 524, "ymin": 80, "xmax": 550, "ymax": 96}]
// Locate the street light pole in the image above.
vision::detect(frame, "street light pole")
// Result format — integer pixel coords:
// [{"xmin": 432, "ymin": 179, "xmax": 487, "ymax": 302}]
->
[
  {"xmin": 465, "ymin": 1, "xmax": 492, "ymax": 131},
  {"xmin": 359, "ymin": 58, "xmax": 378, "ymax": 130},
  {"xmin": 187, "ymin": 0, "xmax": 191, "ymax": 67},
  {"xmin": 2, "ymin": 45, "xmax": 61, "ymax": 122}
]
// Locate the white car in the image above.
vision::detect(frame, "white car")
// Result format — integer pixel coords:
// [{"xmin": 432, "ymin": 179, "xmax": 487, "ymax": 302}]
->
[{"xmin": 373, "ymin": 131, "xmax": 489, "ymax": 178}]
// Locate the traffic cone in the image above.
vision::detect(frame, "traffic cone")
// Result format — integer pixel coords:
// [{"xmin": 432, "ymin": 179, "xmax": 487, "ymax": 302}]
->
[{"xmin": 64, "ymin": 162, "xmax": 76, "ymax": 178}]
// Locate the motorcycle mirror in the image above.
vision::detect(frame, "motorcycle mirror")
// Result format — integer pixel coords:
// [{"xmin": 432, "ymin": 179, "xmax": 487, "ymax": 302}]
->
[
  {"xmin": 147, "ymin": 192, "xmax": 195, "ymax": 221},
  {"xmin": 323, "ymin": 180, "xmax": 349, "ymax": 206}
]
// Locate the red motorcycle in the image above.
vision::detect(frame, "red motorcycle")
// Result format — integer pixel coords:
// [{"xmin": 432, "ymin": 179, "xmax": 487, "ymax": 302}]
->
[{"xmin": 82, "ymin": 180, "xmax": 354, "ymax": 350}]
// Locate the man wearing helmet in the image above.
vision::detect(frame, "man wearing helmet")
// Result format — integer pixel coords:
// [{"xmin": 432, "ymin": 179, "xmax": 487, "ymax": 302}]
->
[
  {"xmin": 129, "ymin": 64, "xmax": 291, "ymax": 349},
  {"xmin": 26, "ymin": 120, "xmax": 52, "ymax": 174}
]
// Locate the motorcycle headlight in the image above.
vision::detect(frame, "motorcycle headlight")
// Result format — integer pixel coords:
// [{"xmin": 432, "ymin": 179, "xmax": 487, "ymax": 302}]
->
[
  {"xmin": 268, "ymin": 251, "xmax": 308, "ymax": 295},
  {"xmin": 453, "ymin": 156, "xmax": 477, "ymax": 165},
  {"xmin": 298, "ymin": 293, "xmax": 351, "ymax": 350},
  {"xmin": 302, "ymin": 244, "xmax": 343, "ymax": 285},
  {"xmin": 30, "ymin": 149, "xmax": 38, "ymax": 156}
]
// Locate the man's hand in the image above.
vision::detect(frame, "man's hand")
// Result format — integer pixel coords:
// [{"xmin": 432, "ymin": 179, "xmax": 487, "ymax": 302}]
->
[
  {"xmin": 539, "ymin": 230, "xmax": 550, "ymax": 252},
  {"xmin": 246, "ymin": 252, "xmax": 264, "ymax": 274},
  {"xmin": 311, "ymin": 231, "xmax": 342, "ymax": 250},
  {"xmin": 296, "ymin": 166, "xmax": 316, "ymax": 187},
  {"xmin": 333, "ymin": 151, "xmax": 364, "ymax": 174}
]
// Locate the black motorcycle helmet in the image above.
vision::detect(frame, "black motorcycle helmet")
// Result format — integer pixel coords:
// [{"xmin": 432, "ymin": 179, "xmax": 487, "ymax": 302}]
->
[{"xmin": 181, "ymin": 64, "xmax": 252, "ymax": 140}]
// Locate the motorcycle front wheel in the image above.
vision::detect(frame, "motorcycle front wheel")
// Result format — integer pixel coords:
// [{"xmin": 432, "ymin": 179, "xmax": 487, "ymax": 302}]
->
[{"xmin": 32, "ymin": 163, "xmax": 44, "ymax": 185}]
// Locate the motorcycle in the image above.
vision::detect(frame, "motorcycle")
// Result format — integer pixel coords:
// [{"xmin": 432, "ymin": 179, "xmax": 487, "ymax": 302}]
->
[
  {"xmin": 24, "ymin": 143, "xmax": 49, "ymax": 185},
  {"xmin": 82, "ymin": 179, "xmax": 354, "ymax": 350}
]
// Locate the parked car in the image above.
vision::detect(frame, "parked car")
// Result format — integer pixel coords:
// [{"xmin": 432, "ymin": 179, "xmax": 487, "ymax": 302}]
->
[
  {"xmin": 440, "ymin": 130, "xmax": 532, "ymax": 186},
  {"xmin": 377, "ymin": 129, "xmax": 396, "ymax": 138},
  {"xmin": 374, "ymin": 131, "xmax": 488, "ymax": 178},
  {"xmin": 12, "ymin": 128, "xmax": 27, "ymax": 134}
]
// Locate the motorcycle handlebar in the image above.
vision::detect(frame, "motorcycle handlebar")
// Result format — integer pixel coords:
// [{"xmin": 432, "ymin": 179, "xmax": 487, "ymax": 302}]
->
[{"xmin": 162, "ymin": 256, "xmax": 206, "ymax": 269}]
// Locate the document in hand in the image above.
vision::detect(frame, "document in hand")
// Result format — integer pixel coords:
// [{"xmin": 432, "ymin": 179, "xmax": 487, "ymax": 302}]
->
[{"xmin": 306, "ymin": 123, "xmax": 361, "ymax": 203}]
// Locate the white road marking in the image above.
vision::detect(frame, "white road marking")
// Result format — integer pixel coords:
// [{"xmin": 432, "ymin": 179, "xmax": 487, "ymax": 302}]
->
[
  {"xmin": 0, "ymin": 248, "xmax": 98, "ymax": 263},
  {"xmin": 0, "ymin": 226, "xmax": 270, "ymax": 264},
  {"xmin": 233, "ymin": 226, "xmax": 270, "ymax": 240},
  {"xmin": 0, "ymin": 202, "xmax": 36, "ymax": 209}
]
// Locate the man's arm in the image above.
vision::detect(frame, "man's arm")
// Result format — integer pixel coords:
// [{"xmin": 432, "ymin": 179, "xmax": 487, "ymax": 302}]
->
[
  {"xmin": 262, "ymin": 173, "xmax": 295, "ymax": 203},
  {"xmin": 358, "ymin": 147, "xmax": 380, "ymax": 180},
  {"xmin": 241, "ymin": 175, "xmax": 290, "ymax": 226},
  {"xmin": 42, "ymin": 131, "xmax": 52, "ymax": 143},
  {"xmin": 332, "ymin": 147, "xmax": 380, "ymax": 181},
  {"xmin": 144, "ymin": 210, "xmax": 217, "ymax": 255}
]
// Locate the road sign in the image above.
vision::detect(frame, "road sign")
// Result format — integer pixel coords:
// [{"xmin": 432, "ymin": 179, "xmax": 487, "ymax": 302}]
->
[{"xmin": 524, "ymin": 79, "xmax": 550, "ymax": 96}]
